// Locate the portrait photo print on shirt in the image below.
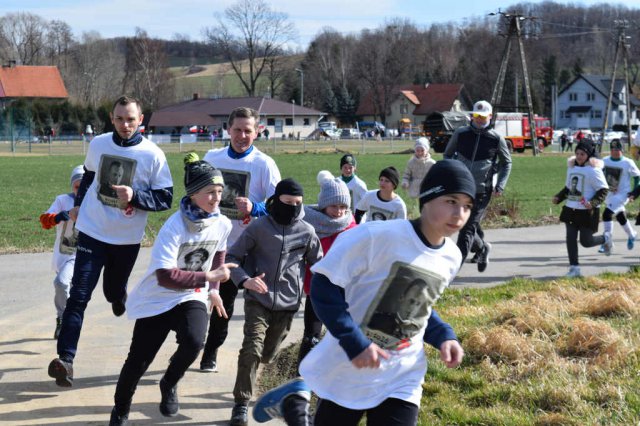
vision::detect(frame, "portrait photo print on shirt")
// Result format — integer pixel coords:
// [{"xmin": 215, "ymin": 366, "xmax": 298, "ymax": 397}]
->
[
  {"xmin": 604, "ymin": 166, "xmax": 622, "ymax": 192},
  {"xmin": 567, "ymin": 173, "xmax": 585, "ymax": 201},
  {"xmin": 369, "ymin": 205, "xmax": 393, "ymax": 221},
  {"xmin": 59, "ymin": 221, "xmax": 79, "ymax": 255},
  {"xmin": 219, "ymin": 169, "xmax": 250, "ymax": 220},
  {"xmin": 178, "ymin": 241, "xmax": 219, "ymax": 273},
  {"xmin": 97, "ymin": 155, "xmax": 137, "ymax": 209},
  {"xmin": 361, "ymin": 262, "xmax": 447, "ymax": 350}
]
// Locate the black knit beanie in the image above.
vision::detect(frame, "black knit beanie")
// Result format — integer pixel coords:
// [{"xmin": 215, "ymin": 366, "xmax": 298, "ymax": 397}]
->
[
  {"xmin": 184, "ymin": 152, "xmax": 224, "ymax": 195},
  {"xmin": 419, "ymin": 159, "xmax": 476, "ymax": 210},
  {"xmin": 340, "ymin": 154, "xmax": 357, "ymax": 168},
  {"xmin": 275, "ymin": 178, "xmax": 304, "ymax": 197},
  {"xmin": 575, "ymin": 140, "xmax": 597, "ymax": 158},
  {"xmin": 379, "ymin": 166, "xmax": 400, "ymax": 188}
]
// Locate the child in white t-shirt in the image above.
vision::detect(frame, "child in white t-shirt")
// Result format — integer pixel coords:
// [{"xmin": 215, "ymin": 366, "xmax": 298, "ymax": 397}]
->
[
  {"xmin": 552, "ymin": 140, "xmax": 610, "ymax": 277},
  {"xmin": 355, "ymin": 166, "xmax": 407, "ymax": 223},
  {"xmin": 599, "ymin": 140, "xmax": 640, "ymax": 253},
  {"xmin": 39, "ymin": 165, "xmax": 84, "ymax": 339},
  {"xmin": 401, "ymin": 138, "xmax": 436, "ymax": 198},
  {"xmin": 252, "ymin": 159, "xmax": 475, "ymax": 426},
  {"xmin": 109, "ymin": 154, "xmax": 234, "ymax": 425}
]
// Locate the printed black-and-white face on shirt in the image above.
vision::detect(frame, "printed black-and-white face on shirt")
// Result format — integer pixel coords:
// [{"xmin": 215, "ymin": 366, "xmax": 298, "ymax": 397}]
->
[
  {"xmin": 398, "ymin": 280, "xmax": 425, "ymax": 320},
  {"xmin": 108, "ymin": 162, "xmax": 125, "ymax": 186},
  {"xmin": 184, "ymin": 249, "xmax": 209, "ymax": 271}
]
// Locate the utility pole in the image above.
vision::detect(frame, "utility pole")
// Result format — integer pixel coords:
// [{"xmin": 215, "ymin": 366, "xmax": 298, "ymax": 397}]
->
[
  {"xmin": 295, "ymin": 68, "xmax": 304, "ymax": 107},
  {"xmin": 602, "ymin": 20, "xmax": 633, "ymax": 149},
  {"xmin": 489, "ymin": 10, "xmax": 539, "ymax": 156}
]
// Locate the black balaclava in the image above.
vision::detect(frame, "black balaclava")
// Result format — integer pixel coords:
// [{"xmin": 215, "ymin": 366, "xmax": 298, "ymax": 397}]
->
[{"xmin": 268, "ymin": 178, "xmax": 304, "ymax": 225}]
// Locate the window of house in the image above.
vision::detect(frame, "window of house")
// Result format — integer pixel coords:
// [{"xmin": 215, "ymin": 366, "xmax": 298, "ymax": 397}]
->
[
  {"xmin": 303, "ymin": 118, "xmax": 310, "ymax": 126},
  {"xmin": 400, "ymin": 104, "xmax": 408, "ymax": 114},
  {"xmin": 569, "ymin": 93, "xmax": 578, "ymax": 101},
  {"xmin": 591, "ymin": 110, "xmax": 602, "ymax": 119},
  {"xmin": 586, "ymin": 93, "xmax": 595, "ymax": 101},
  {"xmin": 619, "ymin": 110, "xmax": 624, "ymax": 119},
  {"xmin": 267, "ymin": 118, "xmax": 275, "ymax": 126},
  {"xmin": 561, "ymin": 110, "xmax": 569, "ymax": 119},
  {"xmin": 285, "ymin": 118, "xmax": 293, "ymax": 125}
]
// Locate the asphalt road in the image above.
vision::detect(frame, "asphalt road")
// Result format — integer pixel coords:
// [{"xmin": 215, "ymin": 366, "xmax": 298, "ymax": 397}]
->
[{"xmin": 0, "ymin": 224, "xmax": 636, "ymax": 425}]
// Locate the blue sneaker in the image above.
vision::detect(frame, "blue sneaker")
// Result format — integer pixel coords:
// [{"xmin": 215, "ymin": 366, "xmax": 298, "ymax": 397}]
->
[
  {"xmin": 628, "ymin": 235, "xmax": 636, "ymax": 250},
  {"xmin": 253, "ymin": 378, "xmax": 311, "ymax": 423}
]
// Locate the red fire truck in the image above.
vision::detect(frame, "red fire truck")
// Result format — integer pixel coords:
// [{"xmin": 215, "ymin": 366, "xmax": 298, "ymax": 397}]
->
[{"xmin": 494, "ymin": 113, "xmax": 553, "ymax": 152}]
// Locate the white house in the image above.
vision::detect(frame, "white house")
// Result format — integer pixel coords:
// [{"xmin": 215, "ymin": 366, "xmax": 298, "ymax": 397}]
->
[{"xmin": 556, "ymin": 74, "xmax": 640, "ymax": 130}]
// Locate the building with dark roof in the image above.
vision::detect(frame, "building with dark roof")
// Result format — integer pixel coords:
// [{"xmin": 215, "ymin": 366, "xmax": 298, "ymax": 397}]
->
[
  {"xmin": 355, "ymin": 83, "xmax": 471, "ymax": 131},
  {"xmin": 149, "ymin": 95, "xmax": 326, "ymax": 138},
  {"xmin": 556, "ymin": 74, "xmax": 640, "ymax": 129}
]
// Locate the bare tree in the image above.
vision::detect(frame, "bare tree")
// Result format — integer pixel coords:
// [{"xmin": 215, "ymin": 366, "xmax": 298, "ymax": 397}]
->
[
  {"xmin": 204, "ymin": 0, "xmax": 296, "ymax": 96},
  {"xmin": 122, "ymin": 28, "xmax": 174, "ymax": 110},
  {"xmin": 355, "ymin": 20, "xmax": 417, "ymax": 124},
  {"xmin": 65, "ymin": 31, "xmax": 125, "ymax": 108},
  {"xmin": 0, "ymin": 12, "xmax": 48, "ymax": 65},
  {"xmin": 45, "ymin": 20, "xmax": 74, "ymax": 69}
]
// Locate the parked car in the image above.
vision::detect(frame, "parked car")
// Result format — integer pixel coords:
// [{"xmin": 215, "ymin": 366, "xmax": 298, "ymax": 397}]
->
[
  {"xmin": 340, "ymin": 128, "xmax": 360, "ymax": 139},
  {"xmin": 603, "ymin": 130, "xmax": 624, "ymax": 144}
]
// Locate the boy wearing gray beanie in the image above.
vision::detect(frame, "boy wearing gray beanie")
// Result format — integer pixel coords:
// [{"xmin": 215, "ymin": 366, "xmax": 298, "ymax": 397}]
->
[{"xmin": 252, "ymin": 159, "xmax": 474, "ymax": 425}]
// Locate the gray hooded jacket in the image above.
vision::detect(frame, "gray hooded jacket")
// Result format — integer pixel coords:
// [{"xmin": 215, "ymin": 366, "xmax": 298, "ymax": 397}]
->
[{"xmin": 227, "ymin": 207, "xmax": 323, "ymax": 311}]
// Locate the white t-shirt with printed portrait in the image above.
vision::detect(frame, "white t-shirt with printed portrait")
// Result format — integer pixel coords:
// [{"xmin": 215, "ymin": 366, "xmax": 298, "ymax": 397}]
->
[
  {"xmin": 75, "ymin": 133, "xmax": 173, "ymax": 245},
  {"xmin": 203, "ymin": 147, "xmax": 280, "ymax": 245},
  {"xmin": 603, "ymin": 156, "xmax": 640, "ymax": 213},
  {"xmin": 564, "ymin": 163, "xmax": 608, "ymax": 210},
  {"xmin": 46, "ymin": 193, "xmax": 78, "ymax": 272},
  {"xmin": 126, "ymin": 211, "xmax": 232, "ymax": 320},
  {"xmin": 300, "ymin": 220, "xmax": 461, "ymax": 409},
  {"xmin": 356, "ymin": 190, "xmax": 407, "ymax": 222}
]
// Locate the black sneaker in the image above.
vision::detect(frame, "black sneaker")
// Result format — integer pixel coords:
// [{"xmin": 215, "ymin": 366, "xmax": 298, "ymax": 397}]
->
[
  {"xmin": 54, "ymin": 317, "xmax": 62, "ymax": 340},
  {"xmin": 112, "ymin": 295, "xmax": 127, "ymax": 317},
  {"xmin": 199, "ymin": 360, "xmax": 217, "ymax": 372},
  {"xmin": 477, "ymin": 242, "xmax": 491, "ymax": 273},
  {"xmin": 467, "ymin": 252, "xmax": 480, "ymax": 263},
  {"xmin": 109, "ymin": 407, "xmax": 129, "ymax": 426},
  {"xmin": 230, "ymin": 403, "xmax": 249, "ymax": 426},
  {"xmin": 159, "ymin": 378, "xmax": 179, "ymax": 417},
  {"xmin": 48, "ymin": 358, "xmax": 73, "ymax": 387}
]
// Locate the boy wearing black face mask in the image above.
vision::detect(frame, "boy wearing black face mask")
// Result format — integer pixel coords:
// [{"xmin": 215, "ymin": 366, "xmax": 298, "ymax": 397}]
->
[{"xmin": 225, "ymin": 178, "xmax": 323, "ymax": 426}]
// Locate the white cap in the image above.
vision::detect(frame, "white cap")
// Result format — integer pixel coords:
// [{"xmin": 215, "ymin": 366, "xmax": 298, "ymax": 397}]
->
[{"xmin": 472, "ymin": 100, "xmax": 492, "ymax": 117}]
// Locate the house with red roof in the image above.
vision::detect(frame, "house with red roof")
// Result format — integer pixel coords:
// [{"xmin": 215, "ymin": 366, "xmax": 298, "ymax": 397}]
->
[
  {"xmin": 356, "ymin": 83, "xmax": 471, "ymax": 132},
  {"xmin": 149, "ymin": 95, "xmax": 326, "ymax": 139},
  {"xmin": 0, "ymin": 63, "xmax": 68, "ymax": 99}
]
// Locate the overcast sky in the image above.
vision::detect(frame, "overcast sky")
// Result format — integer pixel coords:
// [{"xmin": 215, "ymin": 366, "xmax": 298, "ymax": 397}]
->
[{"xmin": 2, "ymin": 0, "xmax": 638, "ymax": 48}]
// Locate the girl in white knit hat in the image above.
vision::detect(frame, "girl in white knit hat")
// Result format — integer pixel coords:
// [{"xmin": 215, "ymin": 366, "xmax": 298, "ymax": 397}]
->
[
  {"xmin": 401, "ymin": 137, "xmax": 436, "ymax": 199},
  {"xmin": 297, "ymin": 171, "xmax": 357, "ymax": 365}
]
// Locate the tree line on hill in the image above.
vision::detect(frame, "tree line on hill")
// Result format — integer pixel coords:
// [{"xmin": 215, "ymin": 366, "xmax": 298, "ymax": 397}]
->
[{"xmin": 0, "ymin": 0, "xmax": 639, "ymax": 134}]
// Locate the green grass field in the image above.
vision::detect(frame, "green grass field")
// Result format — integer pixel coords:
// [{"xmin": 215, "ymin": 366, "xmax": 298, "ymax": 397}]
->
[{"xmin": 0, "ymin": 151, "xmax": 572, "ymax": 253}]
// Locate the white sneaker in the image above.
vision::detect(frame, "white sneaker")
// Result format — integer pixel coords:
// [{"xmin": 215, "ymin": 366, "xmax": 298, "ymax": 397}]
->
[
  {"xmin": 566, "ymin": 265, "xmax": 581, "ymax": 277},
  {"xmin": 603, "ymin": 232, "xmax": 613, "ymax": 256}
]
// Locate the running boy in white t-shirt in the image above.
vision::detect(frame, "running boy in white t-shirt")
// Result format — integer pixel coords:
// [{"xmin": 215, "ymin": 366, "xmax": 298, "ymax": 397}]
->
[
  {"xmin": 39, "ymin": 165, "xmax": 84, "ymax": 339},
  {"xmin": 252, "ymin": 159, "xmax": 475, "ymax": 426},
  {"xmin": 355, "ymin": 166, "xmax": 407, "ymax": 223},
  {"xmin": 109, "ymin": 154, "xmax": 234, "ymax": 425},
  {"xmin": 339, "ymin": 154, "xmax": 367, "ymax": 213}
]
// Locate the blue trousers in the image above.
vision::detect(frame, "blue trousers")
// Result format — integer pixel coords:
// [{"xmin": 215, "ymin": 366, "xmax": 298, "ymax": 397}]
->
[{"xmin": 57, "ymin": 232, "xmax": 140, "ymax": 361}]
